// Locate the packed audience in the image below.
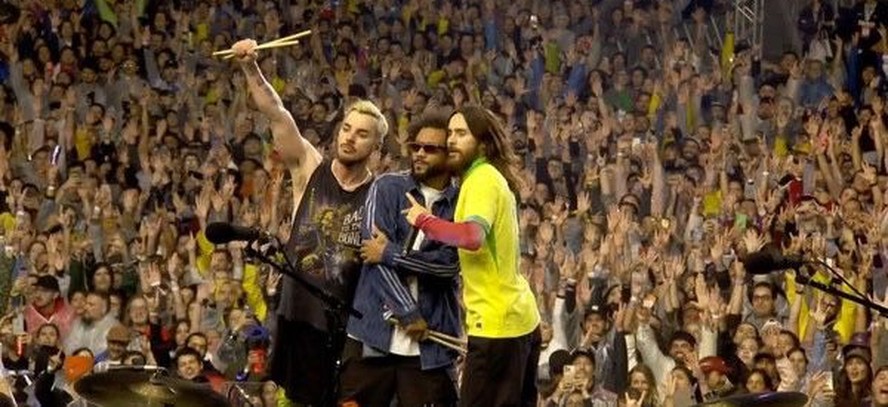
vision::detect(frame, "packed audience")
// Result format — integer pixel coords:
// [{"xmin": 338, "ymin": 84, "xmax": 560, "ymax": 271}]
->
[{"xmin": 0, "ymin": 0, "xmax": 887, "ymax": 406}]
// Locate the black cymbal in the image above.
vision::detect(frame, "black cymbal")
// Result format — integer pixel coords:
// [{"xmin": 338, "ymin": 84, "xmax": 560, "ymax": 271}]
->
[
  {"xmin": 74, "ymin": 371, "xmax": 229, "ymax": 407},
  {"xmin": 693, "ymin": 392, "xmax": 808, "ymax": 407}
]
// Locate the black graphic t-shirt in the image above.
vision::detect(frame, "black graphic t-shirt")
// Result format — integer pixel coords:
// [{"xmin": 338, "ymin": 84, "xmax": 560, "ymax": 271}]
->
[{"xmin": 278, "ymin": 160, "xmax": 371, "ymax": 332}]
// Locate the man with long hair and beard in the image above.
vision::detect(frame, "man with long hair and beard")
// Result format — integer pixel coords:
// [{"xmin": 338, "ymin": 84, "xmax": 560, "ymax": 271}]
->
[
  {"xmin": 230, "ymin": 39, "xmax": 388, "ymax": 406},
  {"xmin": 403, "ymin": 106, "xmax": 541, "ymax": 407},
  {"xmin": 341, "ymin": 111, "xmax": 462, "ymax": 406}
]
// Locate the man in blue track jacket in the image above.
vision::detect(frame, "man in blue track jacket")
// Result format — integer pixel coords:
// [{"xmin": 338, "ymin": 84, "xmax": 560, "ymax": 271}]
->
[{"xmin": 341, "ymin": 111, "xmax": 462, "ymax": 407}]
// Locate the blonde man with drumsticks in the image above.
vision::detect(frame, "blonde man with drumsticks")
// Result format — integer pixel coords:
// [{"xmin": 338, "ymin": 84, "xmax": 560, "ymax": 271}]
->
[{"xmin": 229, "ymin": 38, "xmax": 387, "ymax": 407}]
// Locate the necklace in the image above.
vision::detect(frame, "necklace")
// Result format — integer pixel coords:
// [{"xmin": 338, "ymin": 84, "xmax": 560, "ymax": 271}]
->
[{"xmin": 331, "ymin": 161, "xmax": 372, "ymax": 191}]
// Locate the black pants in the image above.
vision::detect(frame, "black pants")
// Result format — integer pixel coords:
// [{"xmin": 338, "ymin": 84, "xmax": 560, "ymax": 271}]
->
[
  {"xmin": 269, "ymin": 318, "xmax": 341, "ymax": 407},
  {"xmin": 339, "ymin": 338, "xmax": 458, "ymax": 407},
  {"xmin": 459, "ymin": 328, "xmax": 541, "ymax": 407}
]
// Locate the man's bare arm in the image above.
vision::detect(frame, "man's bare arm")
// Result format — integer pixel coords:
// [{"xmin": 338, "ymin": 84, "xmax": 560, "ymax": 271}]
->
[{"xmin": 232, "ymin": 39, "xmax": 321, "ymax": 173}]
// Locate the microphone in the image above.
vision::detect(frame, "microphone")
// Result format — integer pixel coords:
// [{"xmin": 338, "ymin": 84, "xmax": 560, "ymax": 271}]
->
[
  {"xmin": 741, "ymin": 249, "xmax": 805, "ymax": 274},
  {"xmin": 93, "ymin": 361, "xmax": 167, "ymax": 373},
  {"xmin": 205, "ymin": 222, "xmax": 268, "ymax": 245}
]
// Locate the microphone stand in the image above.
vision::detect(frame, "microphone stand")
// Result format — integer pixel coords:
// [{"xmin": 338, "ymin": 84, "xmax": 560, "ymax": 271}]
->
[
  {"xmin": 243, "ymin": 239, "xmax": 361, "ymax": 407},
  {"xmin": 794, "ymin": 268, "xmax": 888, "ymax": 317},
  {"xmin": 812, "ymin": 258, "xmax": 870, "ymax": 303}
]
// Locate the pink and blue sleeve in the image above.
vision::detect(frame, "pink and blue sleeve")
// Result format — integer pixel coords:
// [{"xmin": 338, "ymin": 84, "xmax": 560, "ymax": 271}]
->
[{"xmin": 414, "ymin": 213, "xmax": 486, "ymax": 251}]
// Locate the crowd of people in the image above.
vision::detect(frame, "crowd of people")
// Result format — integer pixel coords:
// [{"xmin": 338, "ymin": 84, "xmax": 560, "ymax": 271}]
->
[{"xmin": 0, "ymin": 0, "xmax": 887, "ymax": 406}]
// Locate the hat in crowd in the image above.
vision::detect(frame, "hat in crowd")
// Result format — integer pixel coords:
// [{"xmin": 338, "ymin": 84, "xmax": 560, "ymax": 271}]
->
[
  {"xmin": 699, "ymin": 356, "xmax": 730, "ymax": 376},
  {"xmin": 63, "ymin": 354, "xmax": 93, "ymax": 382},
  {"xmin": 548, "ymin": 349, "xmax": 572, "ymax": 377},
  {"xmin": 844, "ymin": 347, "xmax": 872, "ymax": 363},
  {"xmin": 106, "ymin": 325, "xmax": 131, "ymax": 344},
  {"xmin": 845, "ymin": 332, "xmax": 870, "ymax": 349},
  {"xmin": 842, "ymin": 332, "xmax": 871, "ymax": 363},
  {"xmin": 761, "ymin": 319, "xmax": 783, "ymax": 334},
  {"xmin": 669, "ymin": 331, "xmax": 697, "ymax": 348},
  {"xmin": 570, "ymin": 348, "xmax": 595, "ymax": 365},
  {"xmin": 754, "ymin": 352, "xmax": 776, "ymax": 364},
  {"xmin": 618, "ymin": 194, "xmax": 640, "ymax": 213},
  {"xmin": 42, "ymin": 216, "xmax": 64, "ymax": 235},
  {"xmin": 585, "ymin": 303, "xmax": 608, "ymax": 319},
  {"xmin": 34, "ymin": 275, "xmax": 60, "ymax": 292}
]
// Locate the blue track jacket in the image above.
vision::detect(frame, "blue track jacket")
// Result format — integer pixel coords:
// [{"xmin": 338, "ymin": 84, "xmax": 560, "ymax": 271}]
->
[{"xmin": 347, "ymin": 172, "xmax": 463, "ymax": 370}]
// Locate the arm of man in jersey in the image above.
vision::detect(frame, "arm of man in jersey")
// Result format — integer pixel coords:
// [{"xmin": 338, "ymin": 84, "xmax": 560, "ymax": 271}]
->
[
  {"xmin": 404, "ymin": 183, "xmax": 491, "ymax": 252},
  {"xmin": 230, "ymin": 39, "xmax": 322, "ymax": 182}
]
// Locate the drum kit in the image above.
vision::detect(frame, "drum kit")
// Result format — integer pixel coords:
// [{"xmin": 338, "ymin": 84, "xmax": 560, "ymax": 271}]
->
[
  {"xmin": 73, "ymin": 366, "xmax": 809, "ymax": 407},
  {"xmin": 74, "ymin": 370, "xmax": 231, "ymax": 407},
  {"xmin": 692, "ymin": 391, "xmax": 809, "ymax": 407}
]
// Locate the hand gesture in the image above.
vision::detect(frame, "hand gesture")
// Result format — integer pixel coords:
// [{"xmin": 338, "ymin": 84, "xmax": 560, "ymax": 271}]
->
[
  {"xmin": 526, "ymin": 110, "xmax": 541, "ymax": 133},
  {"xmin": 613, "ymin": 302, "xmax": 629, "ymax": 333},
  {"xmin": 862, "ymin": 161, "xmax": 878, "ymax": 185},
  {"xmin": 360, "ymin": 226, "xmax": 389, "ymax": 264},
  {"xmin": 664, "ymin": 256, "xmax": 685, "ymax": 281},
  {"xmin": 787, "ymin": 230, "xmax": 809, "ymax": 255},
  {"xmin": 195, "ymin": 187, "xmax": 211, "ymax": 221},
  {"xmin": 221, "ymin": 174, "xmax": 237, "ymax": 199},
  {"xmin": 743, "ymin": 229, "xmax": 766, "ymax": 253},
  {"xmin": 167, "ymin": 252, "xmax": 181, "ymax": 279},
  {"xmin": 576, "ymin": 192, "xmax": 591, "ymax": 215},
  {"xmin": 534, "ymin": 240, "xmax": 549, "ymax": 260},
  {"xmin": 638, "ymin": 249, "xmax": 659, "ymax": 271},
  {"xmin": 663, "ymin": 374, "xmax": 679, "ymax": 399},
  {"xmin": 145, "ymin": 214, "xmax": 164, "ymax": 237},
  {"xmin": 230, "ymin": 39, "xmax": 259, "ymax": 64},
  {"xmin": 402, "ymin": 318, "xmax": 429, "ymax": 341},
  {"xmin": 184, "ymin": 233, "xmax": 197, "ymax": 253},
  {"xmin": 692, "ymin": 270, "xmax": 711, "ymax": 306},
  {"xmin": 590, "ymin": 77, "xmax": 603, "ymax": 96},
  {"xmin": 538, "ymin": 221, "xmax": 555, "ymax": 243},
  {"xmin": 806, "ymin": 371, "xmax": 836, "ymax": 403},
  {"xmin": 652, "ymin": 227, "xmax": 671, "ymax": 249},
  {"xmin": 809, "ymin": 299, "xmax": 830, "ymax": 329},
  {"xmin": 511, "ymin": 75, "xmax": 527, "ymax": 96},
  {"xmin": 402, "ymin": 193, "xmax": 430, "ymax": 226},
  {"xmin": 606, "ymin": 207, "xmax": 623, "ymax": 235},
  {"xmin": 710, "ymin": 231, "xmax": 728, "ymax": 262},
  {"xmin": 147, "ymin": 261, "xmax": 162, "ymax": 288},
  {"xmin": 155, "ymin": 118, "xmax": 168, "ymax": 139},
  {"xmin": 580, "ymin": 244, "xmax": 598, "ymax": 271},
  {"xmin": 266, "ymin": 270, "xmax": 282, "ymax": 296},
  {"xmin": 624, "ymin": 391, "xmax": 647, "ymax": 407},
  {"xmin": 560, "ymin": 251, "xmax": 578, "ymax": 281}
]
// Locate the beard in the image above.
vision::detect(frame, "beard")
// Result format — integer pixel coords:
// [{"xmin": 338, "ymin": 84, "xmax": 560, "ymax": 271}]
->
[
  {"xmin": 336, "ymin": 145, "xmax": 372, "ymax": 167},
  {"xmin": 411, "ymin": 160, "xmax": 446, "ymax": 182},
  {"xmin": 446, "ymin": 146, "xmax": 479, "ymax": 173}
]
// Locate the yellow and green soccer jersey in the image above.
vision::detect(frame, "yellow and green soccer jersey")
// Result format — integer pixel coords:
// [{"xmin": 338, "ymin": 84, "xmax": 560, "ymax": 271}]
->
[{"xmin": 454, "ymin": 158, "xmax": 540, "ymax": 338}]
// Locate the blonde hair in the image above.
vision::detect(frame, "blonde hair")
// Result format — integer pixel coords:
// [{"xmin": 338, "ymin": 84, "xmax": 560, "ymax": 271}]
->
[{"xmin": 345, "ymin": 100, "xmax": 389, "ymax": 142}]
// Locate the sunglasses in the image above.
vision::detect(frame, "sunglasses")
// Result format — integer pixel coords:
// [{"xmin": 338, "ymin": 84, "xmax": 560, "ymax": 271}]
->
[{"xmin": 407, "ymin": 142, "xmax": 447, "ymax": 154}]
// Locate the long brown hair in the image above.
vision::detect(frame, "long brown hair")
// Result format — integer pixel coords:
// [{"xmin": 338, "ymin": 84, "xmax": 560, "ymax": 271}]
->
[{"xmin": 452, "ymin": 105, "xmax": 524, "ymax": 195}]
